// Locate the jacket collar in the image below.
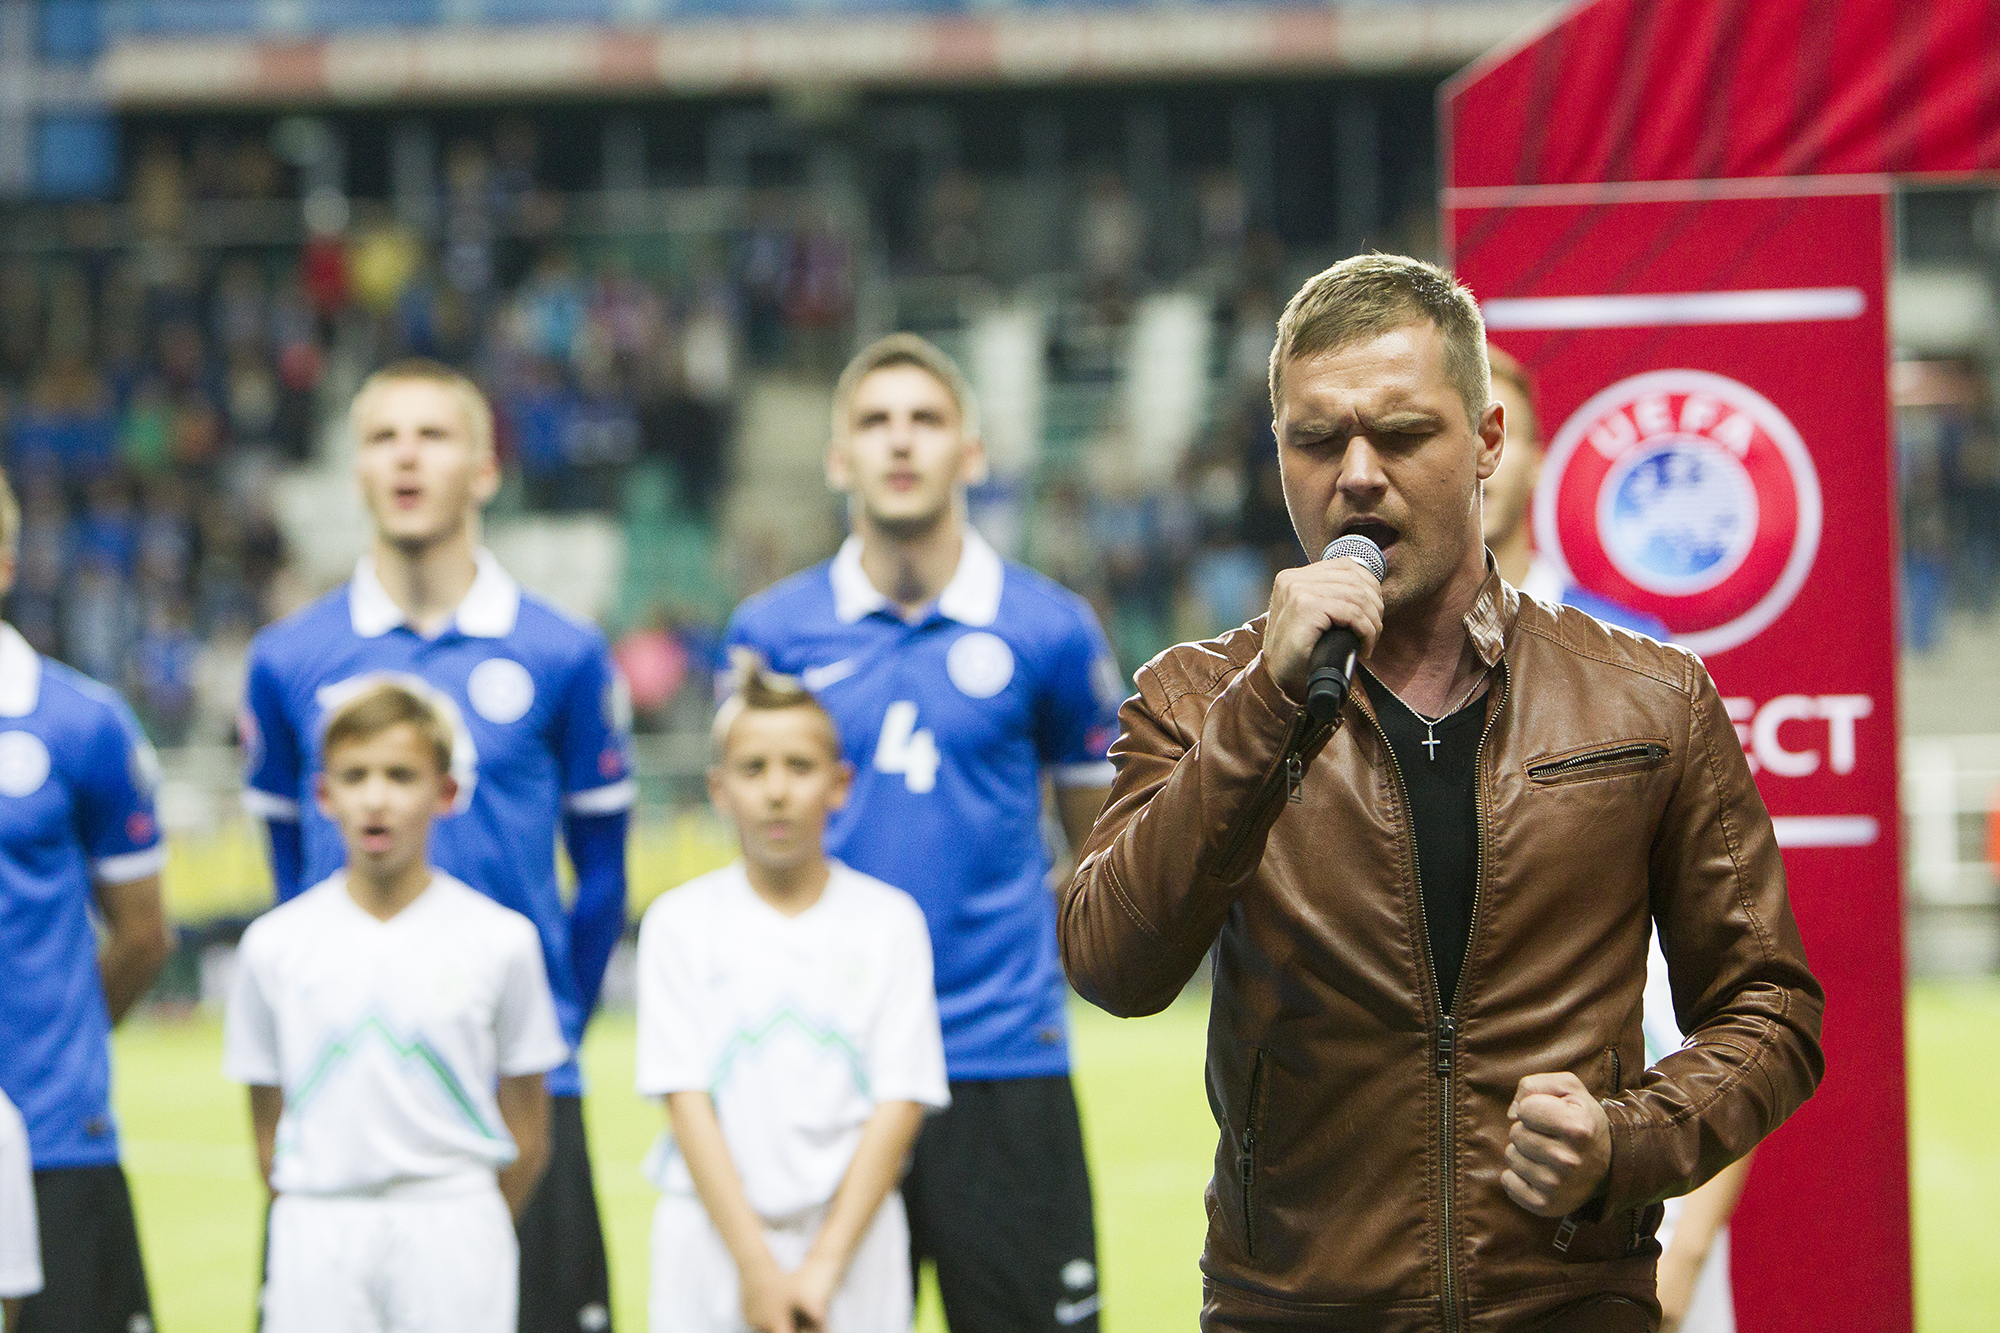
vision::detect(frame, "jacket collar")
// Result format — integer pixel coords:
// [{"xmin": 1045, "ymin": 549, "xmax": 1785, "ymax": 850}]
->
[
  {"xmin": 0, "ymin": 622, "xmax": 40, "ymax": 717},
  {"xmin": 830, "ymin": 526, "xmax": 1004, "ymax": 628},
  {"xmin": 1466, "ymin": 556, "xmax": 1514, "ymax": 668},
  {"xmin": 349, "ymin": 549, "xmax": 521, "ymax": 639}
]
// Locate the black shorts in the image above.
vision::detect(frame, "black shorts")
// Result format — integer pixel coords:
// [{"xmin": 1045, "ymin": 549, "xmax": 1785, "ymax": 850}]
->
[
  {"xmin": 515, "ymin": 1094, "xmax": 612, "ymax": 1333},
  {"xmin": 903, "ymin": 1075, "xmax": 1100, "ymax": 1333},
  {"xmin": 19, "ymin": 1163, "xmax": 153, "ymax": 1333}
]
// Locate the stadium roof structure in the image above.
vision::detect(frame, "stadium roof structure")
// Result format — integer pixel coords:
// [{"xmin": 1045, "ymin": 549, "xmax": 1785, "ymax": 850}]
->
[{"xmin": 95, "ymin": 1, "xmax": 1556, "ymax": 107}]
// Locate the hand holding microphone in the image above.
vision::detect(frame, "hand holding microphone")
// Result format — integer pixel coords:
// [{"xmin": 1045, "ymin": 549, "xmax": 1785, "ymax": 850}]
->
[{"xmin": 1262, "ymin": 532, "xmax": 1386, "ymax": 718}]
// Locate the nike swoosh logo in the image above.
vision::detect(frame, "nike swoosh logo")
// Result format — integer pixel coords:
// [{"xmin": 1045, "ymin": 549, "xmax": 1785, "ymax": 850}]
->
[
  {"xmin": 1055, "ymin": 1296, "xmax": 1101, "ymax": 1325},
  {"xmin": 801, "ymin": 659, "xmax": 858, "ymax": 691}
]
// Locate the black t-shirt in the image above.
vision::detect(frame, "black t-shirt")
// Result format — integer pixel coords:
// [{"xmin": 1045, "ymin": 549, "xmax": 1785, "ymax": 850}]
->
[{"xmin": 1364, "ymin": 671, "xmax": 1488, "ymax": 1015}]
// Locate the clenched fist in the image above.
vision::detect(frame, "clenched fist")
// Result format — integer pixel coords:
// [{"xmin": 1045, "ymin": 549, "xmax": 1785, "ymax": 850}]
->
[{"xmin": 1501, "ymin": 1072, "xmax": 1612, "ymax": 1218}]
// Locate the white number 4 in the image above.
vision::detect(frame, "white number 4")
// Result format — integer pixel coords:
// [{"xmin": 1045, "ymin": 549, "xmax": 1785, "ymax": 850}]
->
[{"xmin": 874, "ymin": 701, "xmax": 940, "ymax": 794}]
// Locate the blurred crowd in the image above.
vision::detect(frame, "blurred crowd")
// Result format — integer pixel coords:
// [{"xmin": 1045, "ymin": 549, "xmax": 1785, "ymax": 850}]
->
[
  {"xmin": 0, "ymin": 128, "xmax": 305, "ymax": 745},
  {"xmin": 1897, "ymin": 358, "xmax": 2000, "ymax": 652},
  {"xmin": 39, "ymin": 113, "xmax": 1997, "ymax": 754}
]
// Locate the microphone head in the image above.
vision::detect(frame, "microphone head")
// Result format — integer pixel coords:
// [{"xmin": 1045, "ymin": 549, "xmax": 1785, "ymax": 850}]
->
[{"xmin": 1319, "ymin": 533, "xmax": 1386, "ymax": 582}]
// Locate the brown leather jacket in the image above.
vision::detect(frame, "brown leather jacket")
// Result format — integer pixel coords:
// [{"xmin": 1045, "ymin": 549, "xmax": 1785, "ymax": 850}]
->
[{"xmin": 1062, "ymin": 571, "xmax": 1824, "ymax": 1332}]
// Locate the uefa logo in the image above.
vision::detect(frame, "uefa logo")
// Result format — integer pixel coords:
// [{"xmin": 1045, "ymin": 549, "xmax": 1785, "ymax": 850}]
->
[{"xmin": 1532, "ymin": 369, "xmax": 1823, "ymax": 656}]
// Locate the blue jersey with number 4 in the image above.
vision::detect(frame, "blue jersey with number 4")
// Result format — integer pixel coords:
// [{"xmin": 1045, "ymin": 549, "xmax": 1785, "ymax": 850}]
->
[
  {"xmin": 240, "ymin": 554, "xmax": 633, "ymax": 1097},
  {"xmin": 0, "ymin": 625, "xmax": 165, "ymax": 1169},
  {"xmin": 724, "ymin": 531, "xmax": 1123, "ymax": 1081}
]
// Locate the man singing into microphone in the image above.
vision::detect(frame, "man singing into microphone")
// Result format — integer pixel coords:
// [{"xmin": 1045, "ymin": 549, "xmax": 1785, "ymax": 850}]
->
[{"xmin": 1061, "ymin": 254, "xmax": 1824, "ymax": 1332}]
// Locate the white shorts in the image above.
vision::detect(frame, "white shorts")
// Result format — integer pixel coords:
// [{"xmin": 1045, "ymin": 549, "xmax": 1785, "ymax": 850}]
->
[
  {"xmin": 0, "ymin": 1091, "xmax": 40, "ymax": 1300},
  {"xmin": 1658, "ymin": 1207, "xmax": 1735, "ymax": 1333},
  {"xmin": 648, "ymin": 1190, "xmax": 911, "ymax": 1333},
  {"xmin": 264, "ymin": 1183, "xmax": 517, "ymax": 1333}
]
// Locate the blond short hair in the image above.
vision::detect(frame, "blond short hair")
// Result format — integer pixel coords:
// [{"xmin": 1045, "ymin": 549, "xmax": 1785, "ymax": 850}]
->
[
  {"xmin": 711, "ymin": 650, "xmax": 842, "ymax": 762},
  {"xmin": 831, "ymin": 333, "xmax": 980, "ymax": 440},
  {"xmin": 352, "ymin": 357, "xmax": 495, "ymax": 460},
  {"xmin": 1270, "ymin": 254, "xmax": 1491, "ymax": 433},
  {"xmin": 321, "ymin": 680, "xmax": 455, "ymax": 777},
  {"xmin": 0, "ymin": 469, "xmax": 17, "ymax": 557}
]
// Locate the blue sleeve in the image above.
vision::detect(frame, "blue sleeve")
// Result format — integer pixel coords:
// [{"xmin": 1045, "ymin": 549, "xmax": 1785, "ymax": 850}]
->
[
  {"xmin": 1036, "ymin": 600, "xmax": 1124, "ymax": 788},
  {"xmin": 557, "ymin": 641, "xmax": 633, "ymax": 816},
  {"xmin": 264, "ymin": 820, "xmax": 304, "ymax": 903},
  {"xmin": 72, "ymin": 693, "xmax": 166, "ymax": 884},
  {"xmin": 562, "ymin": 809, "xmax": 629, "ymax": 1027},
  {"xmin": 240, "ymin": 644, "xmax": 307, "ymax": 901},
  {"xmin": 241, "ymin": 645, "xmax": 304, "ymax": 820},
  {"xmin": 555, "ymin": 642, "xmax": 632, "ymax": 1029}
]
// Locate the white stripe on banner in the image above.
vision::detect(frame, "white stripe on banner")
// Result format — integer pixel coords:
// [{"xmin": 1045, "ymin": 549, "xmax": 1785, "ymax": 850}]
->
[
  {"xmin": 1482, "ymin": 287, "xmax": 1867, "ymax": 331},
  {"xmin": 1772, "ymin": 816, "xmax": 1880, "ymax": 849}
]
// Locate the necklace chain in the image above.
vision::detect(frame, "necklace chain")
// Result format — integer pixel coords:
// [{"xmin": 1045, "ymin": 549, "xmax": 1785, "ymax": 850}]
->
[
  {"xmin": 1387, "ymin": 666, "xmax": 1489, "ymax": 761},
  {"xmin": 1395, "ymin": 666, "xmax": 1489, "ymax": 726}
]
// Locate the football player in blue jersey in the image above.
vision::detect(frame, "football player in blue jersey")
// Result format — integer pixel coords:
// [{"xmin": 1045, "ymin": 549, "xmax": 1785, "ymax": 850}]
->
[
  {"xmin": 725, "ymin": 334, "xmax": 1123, "ymax": 1333},
  {"xmin": 0, "ymin": 469, "xmax": 173, "ymax": 1333},
  {"xmin": 240, "ymin": 360, "xmax": 632, "ymax": 1333}
]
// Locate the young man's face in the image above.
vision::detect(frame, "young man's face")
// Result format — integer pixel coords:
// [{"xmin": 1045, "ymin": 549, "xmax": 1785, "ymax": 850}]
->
[
  {"xmin": 828, "ymin": 364, "xmax": 985, "ymax": 540},
  {"xmin": 709, "ymin": 707, "xmax": 850, "ymax": 875},
  {"xmin": 352, "ymin": 379, "xmax": 499, "ymax": 552},
  {"xmin": 1274, "ymin": 320, "xmax": 1504, "ymax": 617},
  {"xmin": 1480, "ymin": 375, "xmax": 1541, "ymax": 549},
  {"xmin": 316, "ymin": 723, "xmax": 456, "ymax": 883}
]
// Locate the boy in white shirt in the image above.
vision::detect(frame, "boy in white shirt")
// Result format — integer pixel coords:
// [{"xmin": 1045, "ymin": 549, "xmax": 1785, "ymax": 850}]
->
[
  {"xmin": 0, "ymin": 1088, "xmax": 41, "ymax": 1332},
  {"xmin": 637, "ymin": 662, "xmax": 948, "ymax": 1333},
  {"xmin": 225, "ymin": 681, "xmax": 569, "ymax": 1333}
]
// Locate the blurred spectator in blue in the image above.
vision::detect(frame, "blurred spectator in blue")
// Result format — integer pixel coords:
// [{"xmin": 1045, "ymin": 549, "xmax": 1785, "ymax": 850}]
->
[
  {"xmin": 65, "ymin": 562, "xmax": 134, "ymax": 688},
  {"xmin": 514, "ymin": 247, "xmax": 586, "ymax": 366},
  {"xmin": 136, "ymin": 478, "xmax": 195, "ymax": 596},
  {"xmin": 1947, "ymin": 418, "xmax": 2000, "ymax": 614},
  {"xmin": 70, "ymin": 474, "xmax": 137, "ymax": 576},
  {"xmin": 12, "ymin": 470, "xmax": 67, "ymax": 657},
  {"xmin": 739, "ymin": 196, "xmax": 793, "ymax": 362},
  {"xmin": 130, "ymin": 597, "xmax": 200, "ymax": 745},
  {"xmin": 565, "ymin": 359, "xmax": 641, "ymax": 511},
  {"xmin": 444, "ymin": 138, "xmax": 498, "ymax": 299},
  {"xmin": 504, "ymin": 357, "xmax": 576, "ymax": 509}
]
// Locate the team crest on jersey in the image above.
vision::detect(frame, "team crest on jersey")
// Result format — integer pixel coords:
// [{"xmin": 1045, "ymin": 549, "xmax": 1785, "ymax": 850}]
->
[
  {"xmin": 467, "ymin": 657, "xmax": 535, "ymax": 725},
  {"xmin": 1533, "ymin": 368, "xmax": 1823, "ymax": 656},
  {"xmin": 946, "ymin": 631, "xmax": 1015, "ymax": 699},
  {"xmin": 0, "ymin": 731, "xmax": 49, "ymax": 797}
]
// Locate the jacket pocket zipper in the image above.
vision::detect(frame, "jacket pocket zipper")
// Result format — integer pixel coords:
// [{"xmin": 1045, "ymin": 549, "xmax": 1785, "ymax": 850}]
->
[
  {"xmin": 1240, "ymin": 1049, "xmax": 1266, "ymax": 1258},
  {"xmin": 1526, "ymin": 741, "xmax": 1669, "ymax": 785}
]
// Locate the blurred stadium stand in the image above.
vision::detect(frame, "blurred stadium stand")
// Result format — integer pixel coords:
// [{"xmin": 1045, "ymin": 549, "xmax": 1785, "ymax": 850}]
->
[{"xmin": 0, "ymin": 0, "xmax": 1994, "ymax": 973}]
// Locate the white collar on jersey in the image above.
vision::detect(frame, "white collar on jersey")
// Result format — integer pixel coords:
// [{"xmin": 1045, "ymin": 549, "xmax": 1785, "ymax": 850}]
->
[
  {"xmin": 1519, "ymin": 555, "xmax": 1566, "ymax": 606},
  {"xmin": 829, "ymin": 526, "xmax": 1004, "ymax": 628},
  {"xmin": 349, "ymin": 549, "xmax": 522, "ymax": 639},
  {"xmin": 0, "ymin": 622, "xmax": 40, "ymax": 717}
]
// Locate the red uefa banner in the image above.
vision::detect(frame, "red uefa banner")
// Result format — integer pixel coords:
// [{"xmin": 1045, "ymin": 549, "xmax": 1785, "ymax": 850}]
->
[{"xmin": 1449, "ymin": 188, "xmax": 1909, "ymax": 1331}]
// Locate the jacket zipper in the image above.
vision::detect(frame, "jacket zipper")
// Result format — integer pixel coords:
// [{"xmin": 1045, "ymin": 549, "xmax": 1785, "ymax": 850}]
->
[
  {"xmin": 1241, "ymin": 1049, "xmax": 1267, "ymax": 1257},
  {"xmin": 1365, "ymin": 664, "xmax": 1508, "ymax": 1333},
  {"xmin": 1525, "ymin": 741, "xmax": 1667, "ymax": 782},
  {"xmin": 1214, "ymin": 707, "xmax": 1332, "ymax": 876}
]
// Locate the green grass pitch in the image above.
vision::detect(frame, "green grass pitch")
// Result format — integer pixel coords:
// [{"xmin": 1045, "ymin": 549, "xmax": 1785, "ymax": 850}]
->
[{"xmin": 112, "ymin": 981, "xmax": 1998, "ymax": 1331}]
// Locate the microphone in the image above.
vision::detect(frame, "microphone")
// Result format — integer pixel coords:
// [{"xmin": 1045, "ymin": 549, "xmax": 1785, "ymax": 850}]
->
[{"xmin": 1305, "ymin": 533, "xmax": 1386, "ymax": 723}]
